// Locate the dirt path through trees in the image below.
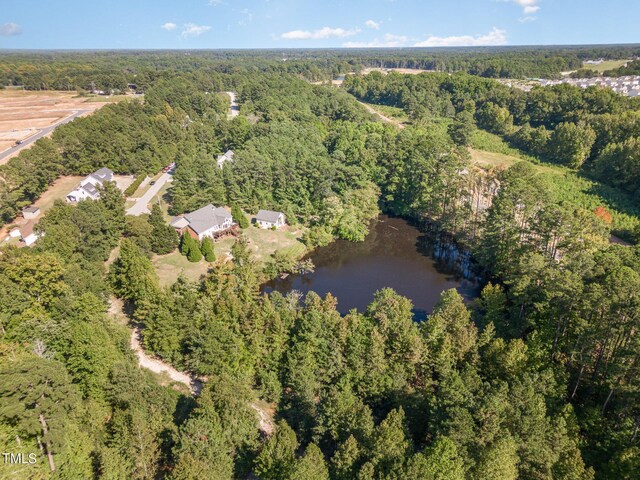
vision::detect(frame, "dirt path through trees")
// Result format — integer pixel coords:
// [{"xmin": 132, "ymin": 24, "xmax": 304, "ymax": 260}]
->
[
  {"xmin": 358, "ymin": 101, "xmax": 405, "ymax": 129},
  {"xmin": 129, "ymin": 326, "xmax": 203, "ymax": 394}
]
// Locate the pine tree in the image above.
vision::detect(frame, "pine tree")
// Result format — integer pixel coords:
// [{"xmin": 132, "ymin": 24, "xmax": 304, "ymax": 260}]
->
[
  {"xmin": 149, "ymin": 204, "xmax": 178, "ymax": 255},
  {"xmin": 254, "ymin": 420, "xmax": 298, "ymax": 480},
  {"xmin": 201, "ymin": 237, "xmax": 216, "ymax": 262},
  {"xmin": 180, "ymin": 233, "xmax": 190, "ymax": 256},
  {"xmin": 291, "ymin": 443, "xmax": 329, "ymax": 480},
  {"xmin": 231, "ymin": 204, "xmax": 250, "ymax": 228},
  {"xmin": 186, "ymin": 236, "xmax": 203, "ymax": 263}
]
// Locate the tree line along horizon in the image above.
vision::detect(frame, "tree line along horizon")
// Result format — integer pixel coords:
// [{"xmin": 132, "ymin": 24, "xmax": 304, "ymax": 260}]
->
[{"xmin": 0, "ymin": 50, "xmax": 639, "ymax": 479}]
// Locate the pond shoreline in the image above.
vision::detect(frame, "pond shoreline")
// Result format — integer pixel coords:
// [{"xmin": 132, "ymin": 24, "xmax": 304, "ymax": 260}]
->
[{"xmin": 262, "ymin": 214, "xmax": 480, "ymax": 320}]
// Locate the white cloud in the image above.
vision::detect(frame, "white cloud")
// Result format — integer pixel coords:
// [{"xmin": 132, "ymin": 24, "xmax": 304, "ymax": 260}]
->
[
  {"xmin": 161, "ymin": 22, "xmax": 177, "ymax": 31},
  {"xmin": 519, "ymin": 16, "xmax": 536, "ymax": 23},
  {"xmin": 181, "ymin": 23, "xmax": 212, "ymax": 37},
  {"xmin": 365, "ymin": 20, "xmax": 381, "ymax": 30},
  {"xmin": 209, "ymin": 0, "xmax": 224, "ymax": 5},
  {"xmin": 414, "ymin": 27, "xmax": 507, "ymax": 47},
  {"xmin": 0, "ymin": 22, "xmax": 22, "ymax": 36},
  {"xmin": 281, "ymin": 27, "xmax": 360, "ymax": 40},
  {"xmin": 503, "ymin": 0, "xmax": 541, "ymax": 16},
  {"xmin": 344, "ymin": 34, "xmax": 409, "ymax": 48}
]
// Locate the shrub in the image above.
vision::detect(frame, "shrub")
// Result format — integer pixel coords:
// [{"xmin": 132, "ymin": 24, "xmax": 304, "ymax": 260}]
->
[{"xmin": 124, "ymin": 174, "xmax": 147, "ymax": 197}]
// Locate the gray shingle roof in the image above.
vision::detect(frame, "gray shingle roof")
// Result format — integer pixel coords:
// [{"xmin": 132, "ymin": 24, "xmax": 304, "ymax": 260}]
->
[
  {"xmin": 256, "ymin": 210, "xmax": 284, "ymax": 223},
  {"xmin": 184, "ymin": 204, "xmax": 232, "ymax": 234},
  {"xmin": 92, "ymin": 167, "xmax": 114, "ymax": 182},
  {"xmin": 82, "ymin": 183, "xmax": 99, "ymax": 197}
]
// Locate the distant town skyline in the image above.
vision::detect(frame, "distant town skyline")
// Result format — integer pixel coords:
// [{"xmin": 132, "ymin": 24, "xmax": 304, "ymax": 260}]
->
[{"xmin": 1, "ymin": 0, "xmax": 639, "ymax": 50}]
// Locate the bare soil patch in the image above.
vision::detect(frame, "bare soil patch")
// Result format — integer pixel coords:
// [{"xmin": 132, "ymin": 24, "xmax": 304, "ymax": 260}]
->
[
  {"xmin": 0, "ymin": 90, "xmax": 123, "ymax": 161},
  {"xmin": 362, "ymin": 67, "xmax": 435, "ymax": 75}
]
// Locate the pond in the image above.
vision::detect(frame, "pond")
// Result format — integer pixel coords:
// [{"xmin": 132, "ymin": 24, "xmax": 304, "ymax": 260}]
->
[{"xmin": 262, "ymin": 215, "xmax": 479, "ymax": 320}]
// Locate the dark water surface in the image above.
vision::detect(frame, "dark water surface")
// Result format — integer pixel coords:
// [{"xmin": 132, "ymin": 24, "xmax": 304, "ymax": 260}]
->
[{"xmin": 262, "ymin": 215, "xmax": 478, "ymax": 319}]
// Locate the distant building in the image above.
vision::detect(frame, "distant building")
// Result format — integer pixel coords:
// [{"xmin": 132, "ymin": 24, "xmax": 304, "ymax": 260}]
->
[
  {"xmin": 216, "ymin": 150, "xmax": 235, "ymax": 169},
  {"xmin": 66, "ymin": 168, "xmax": 114, "ymax": 203},
  {"xmin": 255, "ymin": 210, "xmax": 286, "ymax": 229},
  {"xmin": 22, "ymin": 206, "xmax": 41, "ymax": 220},
  {"xmin": 20, "ymin": 221, "xmax": 42, "ymax": 246},
  {"xmin": 170, "ymin": 204, "xmax": 235, "ymax": 240}
]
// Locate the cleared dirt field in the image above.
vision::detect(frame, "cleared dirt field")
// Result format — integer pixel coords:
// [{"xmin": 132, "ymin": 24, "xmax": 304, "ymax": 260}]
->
[
  {"xmin": 0, "ymin": 90, "xmax": 103, "ymax": 131},
  {"xmin": 0, "ymin": 90, "xmax": 119, "ymax": 163}
]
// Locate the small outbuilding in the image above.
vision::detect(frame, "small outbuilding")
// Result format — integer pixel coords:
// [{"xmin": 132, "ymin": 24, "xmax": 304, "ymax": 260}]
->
[
  {"xmin": 20, "ymin": 221, "xmax": 43, "ymax": 247},
  {"xmin": 9, "ymin": 227, "xmax": 21, "ymax": 238},
  {"xmin": 22, "ymin": 206, "xmax": 41, "ymax": 220},
  {"xmin": 255, "ymin": 210, "xmax": 286, "ymax": 229}
]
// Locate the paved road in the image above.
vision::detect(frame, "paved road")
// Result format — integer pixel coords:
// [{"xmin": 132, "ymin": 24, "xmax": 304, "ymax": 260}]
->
[
  {"xmin": 126, "ymin": 171, "xmax": 172, "ymax": 216},
  {"xmin": 0, "ymin": 109, "xmax": 92, "ymax": 163},
  {"xmin": 225, "ymin": 91, "xmax": 240, "ymax": 117}
]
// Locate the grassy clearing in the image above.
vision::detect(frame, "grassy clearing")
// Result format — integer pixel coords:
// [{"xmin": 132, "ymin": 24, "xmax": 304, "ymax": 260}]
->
[
  {"xmin": 84, "ymin": 94, "xmax": 141, "ymax": 103},
  {"xmin": 471, "ymin": 129, "xmax": 539, "ymax": 162},
  {"xmin": 469, "ymin": 142, "xmax": 640, "ymax": 239},
  {"xmin": 153, "ymin": 223, "xmax": 307, "ymax": 287},
  {"xmin": 469, "ymin": 148, "xmax": 560, "ymax": 175},
  {"xmin": 582, "ymin": 60, "xmax": 628, "ymax": 73},
  {"xmin": 362, "ymin": 102, "xmax": 410, "ymax": 124}
]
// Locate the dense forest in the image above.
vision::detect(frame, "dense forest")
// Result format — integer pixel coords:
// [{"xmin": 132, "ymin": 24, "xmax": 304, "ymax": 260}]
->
[
  {"xmin": 2, "ymin": 45, "xmax": 640, "ymax": 92},
  {"xmin": 1, "ymin": 49, "xmax": 639, "ymax": 479}
]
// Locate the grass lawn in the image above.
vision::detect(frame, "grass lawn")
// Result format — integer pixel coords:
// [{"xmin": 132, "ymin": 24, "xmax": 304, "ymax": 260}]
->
[
  {"xmin": 219, "ymin": 222, "xmax": 308, "ymax": 264},
  {"xmin": 152, "ymin": 223, "xmax": 308, "ymax": 287},
  {"xmin": 153, "ymin": 250, "xmax": 212, "ymax": 287},
  {"xmin": 582, "ymin": 60, "xmax": 628, "ymax": 73},
  {"xmin": 0, "ymin": 175, "xmax": 82, "ymax": 242},
  {"xmin": 33, "ymin": 176, "xmax": 83, "ymax": 211}
]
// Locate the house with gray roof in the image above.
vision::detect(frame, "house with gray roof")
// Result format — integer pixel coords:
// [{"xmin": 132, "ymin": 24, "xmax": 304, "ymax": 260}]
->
[
  {"xmin": 216, "ymin": 150, "xmax": 235, "ymax": 169},
  {"xmin": 66, "ymin": 167, "xmax": 115, "ymax": 203},
  {"xmin": 255, "ymin": 210, "xmax": 286, "ymax": 229},
  {"xmin": 170, "ymin": 204, "xmax": 234, "ymax": 240}
]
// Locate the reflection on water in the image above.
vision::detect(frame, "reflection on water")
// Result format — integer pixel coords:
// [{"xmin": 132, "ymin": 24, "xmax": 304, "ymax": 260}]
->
[{"xmin": 262, "ymin": 215, "xmax": 479, "ymax": 320}]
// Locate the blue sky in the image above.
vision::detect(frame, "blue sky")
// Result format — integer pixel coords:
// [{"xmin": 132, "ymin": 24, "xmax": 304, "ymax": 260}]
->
[{"xmin": 0, "ymin": 0, "xmax": 638, "ymax": 49}]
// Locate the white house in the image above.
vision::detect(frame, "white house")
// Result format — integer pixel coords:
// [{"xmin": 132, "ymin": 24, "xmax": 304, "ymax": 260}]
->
[
  {"xmin": 66, "ymin": 167, "xmax": 114, "ymax": 203},
  {"xmin": 255, "ymin": 210, "xmax": 286, "ymax": 229},
  {"xmin": 20, "ymin": 221, "xmax": 43, "ymax": 247},
  {"xmin": 216, "ymin": 150, "xmax": 235, "ymax": 169},
  {"xmin": 170, "ymin": 204, "xmax": 234, "ymax": 240},
  {"xmin": 9, "ymin": 227, "xmax": 21, "ymax": 239}
]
